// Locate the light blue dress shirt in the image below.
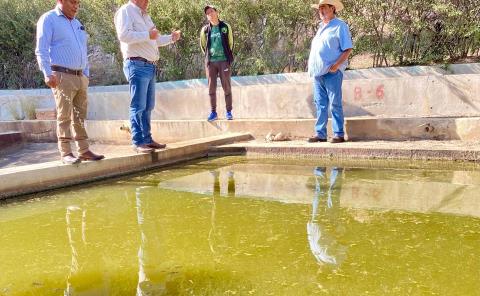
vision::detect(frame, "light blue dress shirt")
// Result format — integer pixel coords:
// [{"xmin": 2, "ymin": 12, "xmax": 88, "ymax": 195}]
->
[
  {"xmin": 35, "ymin": 6, "xmax": 89, "ymax": 78},
  {"xmin": 308, "ymin": 18, "xmax": 353, "ymax": 78}
]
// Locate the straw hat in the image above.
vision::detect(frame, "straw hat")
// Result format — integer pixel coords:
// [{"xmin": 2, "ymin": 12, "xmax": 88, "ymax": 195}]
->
[{"xmin": 311, "ymin": 0, "xmax": 344, "ymax": 12}]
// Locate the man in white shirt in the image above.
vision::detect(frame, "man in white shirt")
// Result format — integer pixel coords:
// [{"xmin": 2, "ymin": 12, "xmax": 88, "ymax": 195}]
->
[{"xmin": 114, "ymin": 0, "xmax": 181, "ymax": 153}]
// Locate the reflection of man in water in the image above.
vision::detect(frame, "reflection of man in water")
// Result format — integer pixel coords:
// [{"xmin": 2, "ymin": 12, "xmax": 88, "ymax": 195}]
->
[
  {"xmin": 208, "ymin": 170, "xmax": 235, "ymax": 262},
  {"xmin": 307, "ymin": 167, "xmax": 347, "ymax": 266},
  {"xmin": 210, "ymin": 170, "xmax": 236, "ymax": 198},
  {"xmin": 65, "ymin": 206, "xmax": 107, "ymax": 295},
  {"xmin": 135, "ymin": 186, "xmax": 166, "ymax": 295}
]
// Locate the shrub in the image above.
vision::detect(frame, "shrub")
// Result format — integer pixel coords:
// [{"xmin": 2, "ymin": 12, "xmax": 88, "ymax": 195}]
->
[{"xmin": 0, "ymin": 0, "xmax": 478, "ymax": 89}]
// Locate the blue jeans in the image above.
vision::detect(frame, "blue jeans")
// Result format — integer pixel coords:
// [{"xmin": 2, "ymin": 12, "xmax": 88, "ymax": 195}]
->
[
  {"xmin": 313, "ymin": 71, "xmax": 345, "ymax": 139},
  {"xmin": 123, "ymin": 60, "xmax": 156, "ymax": 146}
]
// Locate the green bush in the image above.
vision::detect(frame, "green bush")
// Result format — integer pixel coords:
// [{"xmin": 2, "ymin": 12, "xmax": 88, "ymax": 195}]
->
[
  {"xmin": 0, "ymin": 0, "xmax": 53, "ymax": 89},
  {"xmin": 0, "ymin": 0, "xmax": 479, "ymax": 89},
  {"xmin": 342, "ymin": 0, "xmax": 480, "ymax": 66}
]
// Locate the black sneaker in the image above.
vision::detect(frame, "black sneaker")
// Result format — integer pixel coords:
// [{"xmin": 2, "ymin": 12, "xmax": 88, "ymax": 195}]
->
[{"xmin": 307, "ymin": 136, "xmax": 327, "ymax": 143}]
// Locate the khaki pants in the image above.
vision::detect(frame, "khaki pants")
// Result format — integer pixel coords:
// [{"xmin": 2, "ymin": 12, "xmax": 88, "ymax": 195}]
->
[
  {"xmin": 52, "ymin": 72, "xmax": 89, "ymax": 157},
  {"xmin": 206, "ymin": 61, "xmax": 232, "ymax": 112}
]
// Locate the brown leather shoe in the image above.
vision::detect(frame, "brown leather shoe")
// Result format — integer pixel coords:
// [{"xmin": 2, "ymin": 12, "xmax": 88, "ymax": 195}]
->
[
  {"xmin": 62, "ymin": 153, "xmax": 81, "ymax": 165},
  {"xmin": 329, "ymin": 136, "xmax": 345, "ymax": 143},
  {"xmin": 79, "ymin": 150, "xmax": 105, "ymax": 161},
  {"xmin": 307, "ymin": 136, "xmax": 327, "ymax": 143},
  {"xmin": 146, "ymin": 141, "xmax": 166, "ymax": 149},
  {"xmin": 133, "ymin": 145, "xmax": 154, "ymax": 153}
]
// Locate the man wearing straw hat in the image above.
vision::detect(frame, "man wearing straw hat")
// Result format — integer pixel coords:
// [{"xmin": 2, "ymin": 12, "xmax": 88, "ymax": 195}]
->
[{"xmin": 307, "ymin": 0, "xmax": 353, "ymax": 143}]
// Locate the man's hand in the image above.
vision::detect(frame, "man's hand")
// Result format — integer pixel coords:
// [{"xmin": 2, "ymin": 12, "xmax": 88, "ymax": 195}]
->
[
  {"xmin": 45, "ymin": 74, "xmax": 59, "ymax": 88},
  {"xmin": 149, "ymin": 27, "xmax": 159, "ymax": 40},
  {"xmin": 329, "ymin": 64, "xmax": 339, "ymax": 73},
  {"xmin": 172, "ymin": 30, "xmax": 182, "ymax": 42}
]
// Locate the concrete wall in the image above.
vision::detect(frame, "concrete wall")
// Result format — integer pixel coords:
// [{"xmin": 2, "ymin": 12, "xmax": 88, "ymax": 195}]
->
[
  {"xmin": 2, "ymin": 116, "xmax": 480, "ymax": 144},
  {"xmin": 0, "ymin": 63, "xmax": 479, "ymax": 121}
]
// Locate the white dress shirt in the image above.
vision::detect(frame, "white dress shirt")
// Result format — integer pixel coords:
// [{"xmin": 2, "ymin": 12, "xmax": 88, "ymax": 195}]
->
[{"xmin": 114, "ymin": 1, "xmax": 173, "ymax": 62}]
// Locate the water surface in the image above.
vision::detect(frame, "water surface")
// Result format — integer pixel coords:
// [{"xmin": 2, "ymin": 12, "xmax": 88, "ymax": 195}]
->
[{"xmin": 1, "ymin": 157, "xmax": 479, "ymax": 295}]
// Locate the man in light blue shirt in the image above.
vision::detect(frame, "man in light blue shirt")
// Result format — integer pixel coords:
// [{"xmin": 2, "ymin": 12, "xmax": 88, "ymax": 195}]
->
[
  {"xmin": 308, "ymin": 0, "xmax": 353, "ymax": 143},
  {"xmin": 36, "ymin": 0, "xmax": 104, "ymax": 164},
  {"xmin": 307, "ymin": 166, "xmax": 347, "ymax": 266}
]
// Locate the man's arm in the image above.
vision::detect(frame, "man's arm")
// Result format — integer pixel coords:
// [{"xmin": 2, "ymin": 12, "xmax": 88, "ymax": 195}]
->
[
  {"xmin": 226, "ymin": 23, "xmax": 234, "ymax": 51},
  {"xmin": 83, "ymin": 62, "xmax": 90, "ymax": 78},
  {"xmin": 114, "ymin": 8, "xmax": 150, "ymax": 44},
  {"xmin": 35, "ymin": 15, "xmax": 59, "ymax": 88},
  {"xmin": 329, "ymin": 23, "xmax": 353, "ymax": 73},
  {"xmin": 156, "ymin": 34, "xmax": 173, "ymax": 47},
  {"xmin": 199, "ymin": 27, "xmax": 207, "ymax": 54},
  {"xmin": 329, "ymin": 48, "xmax": 352, "ymax": 72},
  {"xmin": 35, "ymin": 15, "xmax": 53, "ymax": 79}
]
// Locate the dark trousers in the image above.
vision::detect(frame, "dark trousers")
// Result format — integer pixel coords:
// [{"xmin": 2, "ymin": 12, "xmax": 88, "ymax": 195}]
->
[{"xmin": 206, "ymin": 61, "xmax": 232, "ymax": 112}]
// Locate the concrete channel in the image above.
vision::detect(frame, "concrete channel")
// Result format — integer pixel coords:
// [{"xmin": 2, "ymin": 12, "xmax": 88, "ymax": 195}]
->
[{"xmin": 0, "ymin": 133, "xmax": 252, "ymax": 200}]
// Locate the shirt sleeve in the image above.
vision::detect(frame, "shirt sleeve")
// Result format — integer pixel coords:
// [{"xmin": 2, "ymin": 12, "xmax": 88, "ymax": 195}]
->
[
  {"xmin": 114, "ymin": 8, "xmax": 150, "ymax": 45},
  {"xmin": 339, "ymin": 23, "xmax": 353, "ymax": 52},
  {"xmin": 83, "ymin": 62, "xmax": 90, "ymax": 77},
  {"xmin": 199, "ymin": 27, "xmax": 207, "ymax": 54},
  {"xmin": 35, "ymin": 15, "xmax": 53, "ymax": 78},
  {"xmin": 227, "ymin": 23, "xmax": 234, "ymax": 51},
  {"xmin": 156, "ymin": 34, "xmax": 173, "ymax": 47}
]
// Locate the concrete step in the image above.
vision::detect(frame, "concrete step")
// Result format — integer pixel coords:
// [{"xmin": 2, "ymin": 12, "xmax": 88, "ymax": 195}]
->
[
  {"xmin": 0, "ymin": 131, "xmax": 24, "ymax": 149},
  {"xmin": 1, "ymin": 117, "xmax": 480, "ymax": 144},
  {"xmin": 209, "ymin": 140, "xmax": 480, "ymax": 162},
  {"xmin": 80, "ymin": 117, "xmax": 480, "ymax": 143}
]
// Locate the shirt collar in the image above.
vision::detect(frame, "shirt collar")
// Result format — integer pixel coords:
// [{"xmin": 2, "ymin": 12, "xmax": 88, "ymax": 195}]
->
[
  {"xmin": 318, "ymin": 17, "xmax": 337, "ymax": 30},
  {"xmin": 55, "ymin": 6, "xmax": 64, "ymax": 16},
  {"xmin": 323, "ymin": 17, "xmax": 337, "ymax": 26},
  {"xmin": 55, "ymin": 5, "xmax": 76, "ymax": 20},
  {"xmin": 128, "ymin": 1, "xmax": 146, "ymax": 16}
]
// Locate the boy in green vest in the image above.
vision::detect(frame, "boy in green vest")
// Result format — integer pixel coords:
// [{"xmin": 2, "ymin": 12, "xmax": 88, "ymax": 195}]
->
[{"xmin": 200, "ymin": 5, "xmax": 234, "ymax": 121}]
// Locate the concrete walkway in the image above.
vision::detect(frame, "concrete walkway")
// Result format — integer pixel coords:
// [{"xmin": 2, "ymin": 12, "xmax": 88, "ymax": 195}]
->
[
  {"xmin": 2, "ymin": 139, "xmax": 480, "ymax": 170},
  {"xmin": 0, "ymin": 133, "xmax": 252, "ymax": 199},
  {"xmin": 209, "ymin": 139, "xmax": 480, "ymax": 162},
  {"xmin": 3, "ymin": 117, "xmax": 480, "ymax": 145},
  {"xmin": 0, "ymin": 143, "xmax": 135, "ymax": 169}
]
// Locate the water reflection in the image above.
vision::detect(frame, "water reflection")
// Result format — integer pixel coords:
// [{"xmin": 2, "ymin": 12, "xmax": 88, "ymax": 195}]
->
[
  {"xmin": 135, "ymin": 186, "xmax": 165, "ymax": 295},
  {"xmin": 227, "ymin": 171, "xmax": 235, "ymax": 198},
  {"xmin": 65, "ymin": 206, "xmax": 86, "ymax": 295},
  {"xmin": 158, "ymin": 165, "xmax": 312, "ymax": 203},
  {"xmin": 208, "ymin": 173, "xmax": 218, "ymax": 257},
  {"xmin": 210, "ymin": 170, "xmax": 236, "ymax": 198},
  {"xmin": 208, "ymin": 170, "xmax": 235, "ymax": 261},
  {"xmin": 307, "ymin": 167, "xmax": 347, "ymax": 267},
  {"xmin": 158, "ymin": 163, "xmax": 480, "ymax": 218},
  {"xmin": 2, "ymin": 158, "xmax": 480, "ymax": 294},
  {"xmin": 65, "ymin": 206, "xmax": 109, "ymax": 295}
]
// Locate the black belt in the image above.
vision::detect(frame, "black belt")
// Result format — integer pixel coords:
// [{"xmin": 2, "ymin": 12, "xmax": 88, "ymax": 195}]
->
[
  {"xmin": 127, "ymin": 57, "xmax": 156, "ymax": 65},
  {"xmin": 51, "ymin": 65, "xmax": 83, "ymax": 76}
]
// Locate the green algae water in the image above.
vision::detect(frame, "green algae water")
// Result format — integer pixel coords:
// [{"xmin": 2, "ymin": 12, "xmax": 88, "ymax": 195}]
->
[{"xmin": 1, "ymin": 157, "xmax": 480, "ymax": 295}]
